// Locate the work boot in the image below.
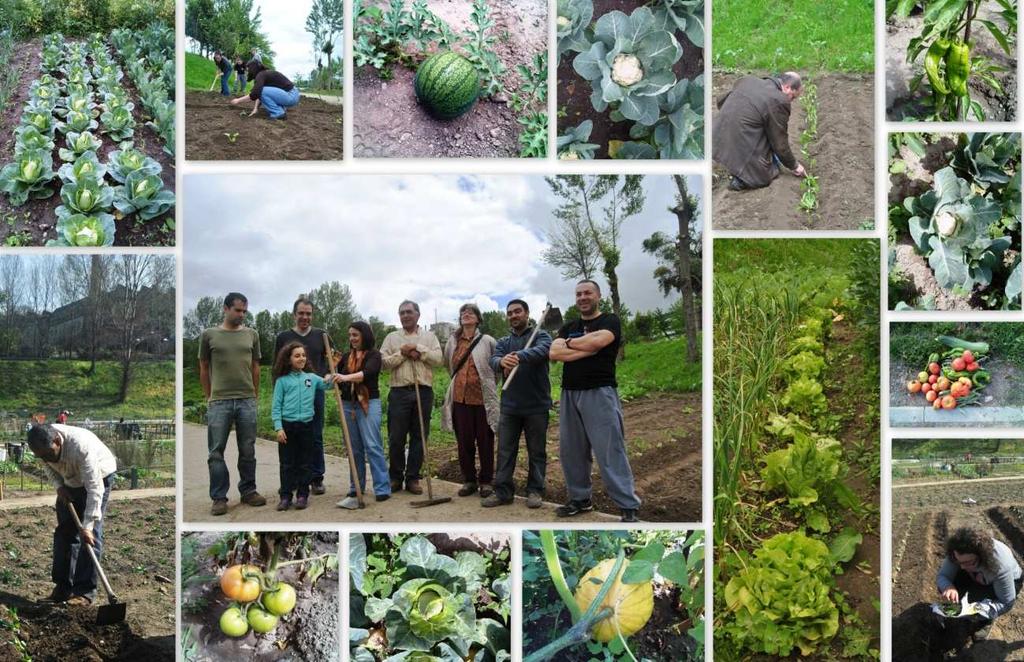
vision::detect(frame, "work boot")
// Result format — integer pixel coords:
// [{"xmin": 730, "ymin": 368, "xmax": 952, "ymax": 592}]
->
[
  {"xmin": 526, "ymin": 492, "xmax": 543, "ymax": 509},
  {"xmin": 294, "ymin": 495, "xmax": 308, "ymax": 510},
  {"xmin": 211, "ymin": 500, "xmax": 228, "ymax": 516},
  {"xmin": 458, "ymin": 482, "xmax": 478, "ymax": 497},
  {"xmin": 479, "ymin": 484, "xmax": 493, "ymax": 498},
  {"xmin": 620, "ymin": 509, "xmax": 640, "ymax": 523},
  {"xmin": 44, "ymin": 587, "xmax": 71, "ymax": 603},
  {"xmin": 310, "ymin": 481, "xmax": 326, "ymax": 495},
  {"xmin": 375, "ymin": 493, "xmax": 390, "ymax": 502},
  {"xmin": 390, "ymin": 479, "xmax": 403, "ymax": 492},
  {"xmin": 406, "ymin": 480, "xmax": 423, "ymax": 495},
  {"xmin": 66, "ymin": 595, "xmax": 92, "ymax": 606},
  {"xmin": 241, "ymin": 491, "xmax": 267, "ymax": 507},
  {"xmin": 728, "ymin": 176, "xmax": 749, "ymax": 191},
  {"xmin": 555, "ymin": 499, "xmax": 593, "ymax": 518},
  {"xmin": 276, "ymin": 496, "xmax": 292, "ymax": 511},
  {"xmin": 481, "ymin": 494, "xmax": 512, "ymax": 508}
]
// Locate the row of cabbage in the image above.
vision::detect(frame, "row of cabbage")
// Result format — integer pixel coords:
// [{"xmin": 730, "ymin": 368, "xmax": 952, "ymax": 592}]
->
[
  {"xmin": 0, "ymin": 31, "xmax": 173, "ymax": 245},
  {"xmin": 110, "ymin": 22, "xmax": 174, "ymax": 156}
]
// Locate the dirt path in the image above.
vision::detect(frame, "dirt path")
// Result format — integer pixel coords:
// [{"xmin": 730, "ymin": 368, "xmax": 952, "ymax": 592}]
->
[
  {"xmin": 0, "ymin": 486, "xmax": 174, "ymax": 510},
  {"xmin": 712, "ymin": 72, "xmax": 874, "ymax": 230},
  {"xmin": 0, "ymin": 497, "xmax": 175, "ymax": 661},
  {"xmin": 181, "ymin": 422, "xmax": 614, "ymax": 524},
  {"xmin": 185, "ymin": 91, "xmax": 343, "ymax": 161},
  {"xmin": 894, "ymin": 475, "xmax": 1024, "ymax": 491}
]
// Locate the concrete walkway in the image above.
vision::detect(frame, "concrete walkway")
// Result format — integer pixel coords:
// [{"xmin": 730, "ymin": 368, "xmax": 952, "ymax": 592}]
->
[
  {"xmin": 890, "ymin": 406, "xmax": 1024, "ymax": 427},
  {"xmin": 301, "ymin": 92, "xmax": 343, "ymax": 105},
  {"xmin": 0, "ymin": 487, "xmax": 174, "ymax": 510},
  {"xmin": 182, "ymin": 423, "xmax": 615, "ymax": 525}
]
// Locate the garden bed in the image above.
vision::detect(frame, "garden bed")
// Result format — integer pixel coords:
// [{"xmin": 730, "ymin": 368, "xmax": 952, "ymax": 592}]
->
[{"xmin": 711, "ymin": 72, "xmax": 873, "ymax": 231}]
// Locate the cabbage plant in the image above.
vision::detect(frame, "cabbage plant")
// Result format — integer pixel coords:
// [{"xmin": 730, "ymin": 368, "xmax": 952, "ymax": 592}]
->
[
  {"xmin": 57, "ymin": 177, "xmax": 114, "ymax": 219},
  {"xmin": 0, "ymin": 149, "xmax": 56, "ymax": 205},
  {"xmin": 56, "ymin": 93, "xmax": 96, "ymax": 119},
  {"xmin": 107, "ymin": 146, "xmax": 161, "ymax": 184},
  {"xmin": 572, "ymin": 7, "xmax": 683, "ymax": 126},
  {"xmin": 14, "ymin": 125, "xmax": 56, "ymax": 156},
  {"xmin": 100, "ymin": 106, "xmax": 135, "ymax": 141},
  {"xmin": 58, "ymin": 151, "xmax": 108, "ymax": 185},
  {"xmin": 113, "ymin": 171, "xmax": 174, "ymax": 220},
  {"xmin": 20, "ymin": 108, "xmax": 57, "ymax": 137},
  {"xmin": 59, "ymin": 109, "xmax": 99, "ymax": 135},
  {"xmin": 58, "ymin": 130, "xmax": 103, "ymax": 162},
  {"xmin": 48, "ymin": 212, "xmax": 116, "ymax": 247}
]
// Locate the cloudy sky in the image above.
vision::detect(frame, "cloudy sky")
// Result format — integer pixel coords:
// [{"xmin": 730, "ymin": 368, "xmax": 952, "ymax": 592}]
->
[
  {"xmin": 258, "ymin": 0, "xmax": 342, "ymax": 80},
  {"xmin": 183, "ymin": 174, "xmax": 702, "ymax": 326}
]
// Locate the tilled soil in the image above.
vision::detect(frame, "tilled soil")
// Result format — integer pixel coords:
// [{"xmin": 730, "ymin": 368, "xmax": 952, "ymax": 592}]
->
[
  {"xmin": 185, "ymin": 91, "xmax": 343, "ymax": 161},
  {"xmin": 352, "ymin": 0, "xmax": 546, "ymax": 158},
  {"xmin": 0, "ymin": 497, "xmax": 176, "ymax": 661},
  {"xmin": 0, "ymin": 38, "xmax": 175, "ymax": 246},
  {"xmin": 892, "ymin": 501, "xmax": 1024, "ymax": 661},
  {"xmin": 712, "ymin": 72, "xmax": 874, "ymax": 231},
  {"xmin": 430, "ymin": 391, "xmax": 702, "ymax": 522}
]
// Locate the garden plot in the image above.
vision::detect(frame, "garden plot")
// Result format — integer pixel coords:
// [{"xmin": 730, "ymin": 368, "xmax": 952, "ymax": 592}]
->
[
  {"xmin": 711, "ymin": 72, "xmax": 873, "ymax": 231},
  {"xmin": 352, "ymin": 0, "xmax": 547, "ymax": 158},
  {"xmin": 184, "ymin": 91, "xmax": 343, "ymax": 161},
  {"xmin": 892, "ymin": 497, "xmax": 1024, "ymax": 661},
  {"xmin": 0, "ymin": 28, "xmax": 175, "ymax": 247},
  {"xmin": 886, "ymin": 2, "xmax": 1017, "ymax": 121},
  {"xmin": 0, "ymin": 497, "xmax": 176, "ymax": 661}
]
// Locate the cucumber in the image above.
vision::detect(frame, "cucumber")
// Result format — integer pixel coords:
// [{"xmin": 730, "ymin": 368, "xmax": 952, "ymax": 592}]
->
[{"xmin": 936, "ymin": 335, "xmax": 990, "ymax": 354}]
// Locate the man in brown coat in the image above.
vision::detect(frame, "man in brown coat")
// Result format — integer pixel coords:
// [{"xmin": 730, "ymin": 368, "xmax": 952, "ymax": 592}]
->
[{"xmin": 713, "ymin": 72, "xmax": 806, "ymax": 190}]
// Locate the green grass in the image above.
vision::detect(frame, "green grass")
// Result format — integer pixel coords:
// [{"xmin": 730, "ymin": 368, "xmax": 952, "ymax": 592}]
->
[
  {"xmin": 713, "ymin": 0, "xmax": 873, "ymax": 73},
  {"xmin": 0, "ymin": 359, "xmax": 174, "ymax": 420},
  {"xmin": 183, "ymin": 338, "xmax": 701, "ymax": 454},
  {"xmin": 186, "ymin": 52, "xmax": 249, "ymax": 92}
]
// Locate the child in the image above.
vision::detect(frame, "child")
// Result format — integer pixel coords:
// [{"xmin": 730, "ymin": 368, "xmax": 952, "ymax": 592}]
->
[
  {"xmin": 233, "ymin": 56, "xmax": 247, "ymax": 94},
  {"xmin": 271, "ymin": 341, "xmax": 336, "ymax": 510}
]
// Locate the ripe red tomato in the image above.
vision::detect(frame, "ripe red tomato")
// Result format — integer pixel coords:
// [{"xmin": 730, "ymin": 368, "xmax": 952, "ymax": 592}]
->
[
  {"xmin": 963, "ymin": 350, "xmax": 975, "ymax": 364},
  {"xmin": 929, "ymin": 362, "xmax": 941, "ymax": 375},
  {"xmin": 952, "ymin": 358, "xmax": 966, "ymax": 371},
  {"xmin": 967, "ymin": 362, "xmax": 978, "ymax": 372}
]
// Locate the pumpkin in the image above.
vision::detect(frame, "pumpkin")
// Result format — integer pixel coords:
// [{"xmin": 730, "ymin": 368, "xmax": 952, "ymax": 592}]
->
[{"xmin": 573, "ymin": 558, "xmax": 654, "ymax": 642}]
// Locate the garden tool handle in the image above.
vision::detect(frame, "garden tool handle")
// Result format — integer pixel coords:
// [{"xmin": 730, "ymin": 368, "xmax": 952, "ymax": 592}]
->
[{"xmin": 65, "ymin": 499, "xmax": 119, "ymax": 602}]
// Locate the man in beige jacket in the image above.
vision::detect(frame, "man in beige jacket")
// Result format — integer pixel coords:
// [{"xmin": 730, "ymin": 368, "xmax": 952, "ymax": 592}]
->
[{"xmin": 380, "ymin": 300, "xmax": 443, "ymax": 494}]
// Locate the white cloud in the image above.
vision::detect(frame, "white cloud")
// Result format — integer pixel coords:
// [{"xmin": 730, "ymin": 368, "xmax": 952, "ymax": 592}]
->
[{"xmin": 256, "ymin": 0, "xmax": 342, "ymax": 79}]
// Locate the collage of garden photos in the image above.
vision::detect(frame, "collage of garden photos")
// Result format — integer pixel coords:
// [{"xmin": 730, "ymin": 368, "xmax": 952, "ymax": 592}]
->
[{"xmin": 0, "ymin": 0, "xmax": 1021, "ymax": 661}]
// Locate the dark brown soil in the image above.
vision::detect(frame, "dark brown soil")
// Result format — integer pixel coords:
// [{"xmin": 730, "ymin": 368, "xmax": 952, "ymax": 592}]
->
[
  {"xmin": 185, "ymin": 91, "xmax": 343, "ymax": 161},
  {"xmin": 556, "ymin": 0, "xmax": 704, "ymax": 159},
  {"xmin": 0, "ymin": 38, "xmax": 175, "ymax": 247},
  {"xmin": 429, "ymin": 392, "xmax": 702, "ymax": 522},
  {"xmin": 0, "ymin": 497, "xmax": 176, "ymax": 661},
  {"xmin": 712, "ymin": 72, "xmax": 874, "ymax": 230},
  {"xmin": 352, "ymin": 0, "xmax": 546, "ymax": 158}
]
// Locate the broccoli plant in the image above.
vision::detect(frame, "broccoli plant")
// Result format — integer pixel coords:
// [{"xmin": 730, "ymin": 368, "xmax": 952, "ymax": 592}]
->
[
  {"xmin": 47, "ymin": 212, "xmax": 117, "ymax": 247},
  {"xmin": 0, "ymin": 149, "xmax": 56, "ymax": 205},
  {"xmin": 113, "ymin": 171, "xmax": 175, "ymax": 221}
]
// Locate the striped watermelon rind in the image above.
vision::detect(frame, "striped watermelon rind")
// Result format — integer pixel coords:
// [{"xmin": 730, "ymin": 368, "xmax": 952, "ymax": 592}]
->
[{"xmin": 414, "ymin": 51, "xmax": 481, "ymax": 120}]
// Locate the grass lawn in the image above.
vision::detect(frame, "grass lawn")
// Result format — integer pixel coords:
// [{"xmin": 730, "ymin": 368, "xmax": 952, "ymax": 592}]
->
[
  {"xmin": 183, "ymin": 337, "xmax": 701, "ymax": 454},
  {"xmin": 186, "ymin": 52, "xmax": 249, "ymax": 92},
  {"xmin": 0, "ymin": 359, "xmax": 175, "ymax": 420},
  {"xmin": 713, "ymin": 0, "xmax": 873, "ymax": 73}
]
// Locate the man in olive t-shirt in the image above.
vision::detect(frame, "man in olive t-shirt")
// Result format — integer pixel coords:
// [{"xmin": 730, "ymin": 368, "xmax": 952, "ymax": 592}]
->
[{"xmin": 199, "ymin": 292, "xmax": 266, "ymax": 516}]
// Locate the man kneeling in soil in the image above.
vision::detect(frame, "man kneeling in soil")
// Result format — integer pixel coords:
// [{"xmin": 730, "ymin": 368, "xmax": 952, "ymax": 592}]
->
[
  {"xmin": 713, "ymin": 71, "xmax": 806, "ymax": 191},
  {"xmin": 28, "ymin": 423, "xmax": 117, "ymax": 606}
]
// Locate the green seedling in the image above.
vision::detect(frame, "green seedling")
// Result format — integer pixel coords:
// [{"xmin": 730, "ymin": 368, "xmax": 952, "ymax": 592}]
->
[{"xmin": 225, "ymin": 132, "xmax": 239, "ymax": 144}]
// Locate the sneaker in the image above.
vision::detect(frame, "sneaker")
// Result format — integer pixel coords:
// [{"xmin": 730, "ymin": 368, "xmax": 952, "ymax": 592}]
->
[
  {"xmin": 44, "ymin": 587, "xmax": 71, "ymax": 603},
  {"xmin": 556, "ymin": 499, "xmax": 593, "ymax": 518},
  {"xmin": 310, "ymin": 482, "xmax": 326, "ymax": 495},
  {"xmin": 294, "ymin": 495, "xmax": 308, "ymax": 510},
  {"xmin": 479, "ymin": 484, "xmax": 493, "ymax": 498},
  {"xmin": 405, "ymin": 480, "xmax": 423, "ymax": 495},
  {"xmin": 241, "ymin": 492, "xmax": 267, "ymax": 507},
  {"xmin": 481, "ymin": 494, "xmax": 512, "ymax": 508},
  {"xmin": 526, "ymin": 492, "xmax": 543, "ymax": 509},
  {"xmin": 375, "ymin": 494, "xmax": 390, "ymax": 502},
  {"xmin": 276, "ymin": 497, "xmax": 292, "ymax": 511},
  {"xmin": 458, "ymin": 482, "xmax": 478, "ymax": 497},
  {"xmin": 66, "ymin": 595, "xmax": 92, "ymax": 606},
  {"xmin": 620, "ymin": 509, "xmax": 640, "ymax": 523},
  {"xmin": 337, "ymin": 495, "xmax": 360, "ymax": 509},
  {"xmin": 211, "ymin": 500, "xmax": 228, "ymax": 516}
]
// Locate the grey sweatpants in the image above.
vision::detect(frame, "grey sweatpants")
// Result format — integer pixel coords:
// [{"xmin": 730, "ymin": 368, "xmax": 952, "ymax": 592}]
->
[{"xmin": 559, "ymin": 386, "xmax": 641, "ymax": 510}]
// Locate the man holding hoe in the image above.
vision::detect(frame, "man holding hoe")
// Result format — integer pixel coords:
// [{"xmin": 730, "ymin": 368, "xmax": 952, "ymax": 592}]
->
[
  {"xmin": 29, "ymin": 423, "xmax": 116, "ymax": 606},
  {"xmin": 713, "ymin": 71, "xmax": 807, "ymax": 191}
]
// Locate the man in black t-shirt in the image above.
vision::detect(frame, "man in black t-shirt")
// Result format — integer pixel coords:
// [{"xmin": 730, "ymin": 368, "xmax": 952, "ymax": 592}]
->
[
  {"xmin": 549, "ymin": 280, "xmax": 640, "ymax": 522},
  {"xmin": 273, "ymin": 296, "xmax": 333, "ymax": 495}
]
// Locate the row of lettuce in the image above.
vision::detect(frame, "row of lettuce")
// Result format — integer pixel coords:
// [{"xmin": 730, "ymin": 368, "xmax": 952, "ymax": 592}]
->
[
  {"xmin": 0, "ymin": 23, "xmax": 174, "ymax": 246},
  {"xmin": 713, "ymin": 244, "xmax": 878, "ymax": 659}
]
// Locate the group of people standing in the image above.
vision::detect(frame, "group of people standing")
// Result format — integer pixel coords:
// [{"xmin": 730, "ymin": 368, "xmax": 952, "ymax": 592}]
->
[
  {"xmin": 199, "ymin": 280, "xmax": 642, "ymax": 522},
  {"xmin": 211, "ymin": 48, "xmax": 299, "ymax": 120}
]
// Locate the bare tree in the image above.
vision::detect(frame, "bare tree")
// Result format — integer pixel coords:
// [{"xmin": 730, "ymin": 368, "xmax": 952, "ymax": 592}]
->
[
  {"xmin": 57, "ymin": 256, "xmax": 111, "ymax": 369},
  {"xmin": 112, "ymin": 255, "xmax": 157, "ymax": 403},
  {"xmin": 0, "ymin": 256, "xmax": 22, "ymax": 355},
  {"xmin": 542, "ymin": 204, "xmax": 601, "ymax": 280},
  {"xmin": 670, "ymin": 175, "xmax": 699, "ymax": 364}
]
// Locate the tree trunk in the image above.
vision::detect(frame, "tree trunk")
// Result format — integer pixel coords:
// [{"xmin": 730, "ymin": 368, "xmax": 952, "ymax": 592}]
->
[{"xmin": 672, "ymin": 175, "xmax": 699, "ymax": 364}]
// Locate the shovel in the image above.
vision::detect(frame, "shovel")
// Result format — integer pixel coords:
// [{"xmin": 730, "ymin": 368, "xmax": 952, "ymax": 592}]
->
[
  {"xmin": 65, "ymin": 501, "xmax": 126, "ymax": 625},
  {"xmin": 324, "ymin": 333, "xmax": 365, "ymax": 510},
  {"xmin": 410, "ymin": 371, "xmax": 451, "ymax": 508},
  {"xmin": 503, "ymin": 303, "xmax": 557, "ymax": 388}
]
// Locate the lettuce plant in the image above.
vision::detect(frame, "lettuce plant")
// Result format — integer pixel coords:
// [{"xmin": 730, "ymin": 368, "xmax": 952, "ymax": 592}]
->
[
  {"xmin": 572, "ymin": 7, "xmax": 683, "ymax": 126},
  {"xmin": 48, "ymin": 212, "xmax": 116, "ymax": 247},
  {"xmin": 0, "ymin": 149, "xmax": 56, "ymax": 205},
  {"xmin": 58, "ymin": 130, "xmax": 103, "ymax": 162},
  {"xmin": 100, "ymin": 106, "xmax": 135, "ymax": 141},
  {"xmin": 107, "ymin": 146, "xmax": 161, "ymax": 184},
  {"xmin": 112, "ymin": 171, "xmax": 174, "ymax": 220},
  {"xmin": 57, "ymin": 178, "xmax": 114, "ymax": 219},
  {"xmin": 58, "ymin": 151, "xmax": 108, "ymax": 185}
]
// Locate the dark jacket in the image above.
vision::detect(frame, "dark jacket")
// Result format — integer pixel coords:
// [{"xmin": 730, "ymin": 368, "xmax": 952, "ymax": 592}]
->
[
  {"xmin": 249, "ymin": 70, "xmax": 294, "ymax": 101},
  {"xmin": 489, "ymin": 326, "xmax": 552, "ymax": 416},
  {"xmin": 712, "ymin": 76, "xmax": 797, "ymax": 188}
]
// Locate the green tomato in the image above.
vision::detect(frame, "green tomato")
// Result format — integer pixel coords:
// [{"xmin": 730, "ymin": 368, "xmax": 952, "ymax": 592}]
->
[
  {"xmin": 262, "ymin": 582, "xmax": 297, "ymax": 616},
  {"xmin": 219, "ymin": 607, "xmax": 249, "ymax": 638},
  {"xmin": 247, "ymin": 605, "xmax": 279, "ymax": 634}
]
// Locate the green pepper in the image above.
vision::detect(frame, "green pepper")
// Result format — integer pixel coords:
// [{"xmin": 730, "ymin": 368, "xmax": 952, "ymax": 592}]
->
[
  {"xmin": 925, "ymin": 38, "xmax": 952, "ymax": 95},
  {"xmin": 973, "ymin": 370, "xmax": 991, "ymax": 387},
  {"xmin": 928, "ymin": 352, "xmax": 940, "ymax": 364},
  {"xmin": 945, "ymin": 40, "xmax": 971, "ymax": 97}
]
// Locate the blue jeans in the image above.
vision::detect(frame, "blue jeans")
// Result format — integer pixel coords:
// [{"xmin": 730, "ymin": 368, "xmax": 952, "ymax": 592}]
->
[
  {"xmin": 234, "ymin": 72, "xmax": 246, "ymax": 94},
  {"xmin": 207, "ymin": 397, "xmax": 258, "ymax": 501},
  {"xmin": 52, "ymin": 474, "xmax": 113, "ymax": 600},
  {"xmin": 260, "ymin": 86, "xmax": 300, "ymax": 118},
  {"xmin": 343, "ymin": 399, "xmax": 391, "ymax": 497},
  {"xmin": 311, "ymin": 389, "xmax": 326, "ymax": 484},
  {"xmin": 219, "ymin": 72, "xmax": 230, "ymax": 96}
]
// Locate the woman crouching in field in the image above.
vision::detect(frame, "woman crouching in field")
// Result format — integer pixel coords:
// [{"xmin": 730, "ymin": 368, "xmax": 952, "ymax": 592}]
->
[
  {"xmin": 937, "ymin": 527, "xmax": 1024, "ymax": 639},
  {"xmin": 271, "ymin": 341, "xmax": 337, "ymax": 510},
  {"xmin": 230, "ymin": 62, "xmax": 300, "ymax": 120}
]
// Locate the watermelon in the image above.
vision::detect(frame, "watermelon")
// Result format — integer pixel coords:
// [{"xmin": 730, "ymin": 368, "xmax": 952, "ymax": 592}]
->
[{"xmin": 414, "ymin": 51, "xmax": 480, "ymax": 120}]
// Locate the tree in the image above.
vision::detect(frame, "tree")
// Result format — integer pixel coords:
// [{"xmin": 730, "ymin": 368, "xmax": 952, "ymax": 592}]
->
[
  {"xmin": 542, "ymin": 205, "xmax": 600, "ymax": 281},
  {"xmin": 0, "ymin": 256, "xmax": 21, "ymax": 355},
  {"xmin": 254, "ymin": 309, "xmax": 275, "ymax": 365},
  {"xmin": 113, "ymin": 255, "xmax": 167, "ymax": 403},
  {"xmin": 307, "ymin": 281, "xmax": 359, "ymax": 348},
  {"xmin": 305, "ymin": 0, "xmax": 343, "ymax": 90},
  {"xmin": 183, "ymin": 296, "xmax": 224, "ymax": 339},
  {"xmin": 669, "ymin": 175, "xmax": 700, "ymax": 364}
]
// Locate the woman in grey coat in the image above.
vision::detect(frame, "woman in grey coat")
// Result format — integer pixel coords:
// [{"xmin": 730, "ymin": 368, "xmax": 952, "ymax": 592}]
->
[{"xmin": 937, "ymin": 527, "xmax": 1023, "ymax": 639}]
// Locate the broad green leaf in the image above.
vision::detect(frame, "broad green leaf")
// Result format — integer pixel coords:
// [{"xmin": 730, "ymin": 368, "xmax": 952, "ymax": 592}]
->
[{"xmin": 828, "ymin": 527, "xmax": 863, "ymax": 563}]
